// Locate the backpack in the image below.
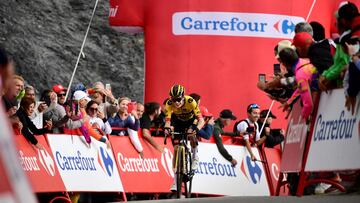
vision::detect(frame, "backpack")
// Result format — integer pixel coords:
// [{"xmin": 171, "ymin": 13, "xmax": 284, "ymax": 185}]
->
[{"xmin": 233, "ymin": 119, "xmax": 257, "ymax": 143}]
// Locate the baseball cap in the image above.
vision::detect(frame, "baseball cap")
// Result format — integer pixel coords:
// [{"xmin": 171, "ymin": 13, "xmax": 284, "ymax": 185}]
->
[
  {"xmin": 260, "ymin": 109, "xmax": 277, "ymax": 119},
  {"xmin": 275, "ymin": 40, "xmax": 295, "ymax": 58},
  {"xmin": 73, "ymin": 90, "xmax": 91, "ymax": 102},
  {"xmin": 220, "ymin": 109, "xmax": 237, "ymax": 120},
  {"xmin": 52, "ymin": 84, "xmax": 67, "ymax": 94},
  {"xmin": 292, "ymin": 32, "xmax": 313, "ymax": 48},
  {"xmin": 200, "ymin": 106, "xmax": 213, "ymax": 117}
]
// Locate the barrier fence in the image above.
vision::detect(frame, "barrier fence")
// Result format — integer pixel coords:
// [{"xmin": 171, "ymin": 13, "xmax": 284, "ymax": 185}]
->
[
  {"xmin": 6, "ymin": 88, "xmax": 359, "ymax": 200},
  {"xmin": 277, "ymin": 89, "xmax": 360, "ymax": 196},
  {"xmin": 12, "ymin": 132, "xmax": 280, "ymax": 200}
]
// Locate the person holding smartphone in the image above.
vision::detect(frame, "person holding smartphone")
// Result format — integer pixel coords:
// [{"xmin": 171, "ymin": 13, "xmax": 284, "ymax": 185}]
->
[{"xmin": 235, "ymin": 104, "xmax": 267, "ymax": 161}]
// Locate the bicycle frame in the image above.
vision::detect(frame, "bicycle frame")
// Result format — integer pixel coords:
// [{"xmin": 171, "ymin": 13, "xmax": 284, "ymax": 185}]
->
[{"xmin": 166, "ymin": 131, "xmax": 193, "ymax": 198}]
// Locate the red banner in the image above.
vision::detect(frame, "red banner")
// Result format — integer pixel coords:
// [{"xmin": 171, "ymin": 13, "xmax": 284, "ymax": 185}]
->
[
  {"xmin": 109, "ymin": 135, "xmax": 174, "ymax": 193},
  {"xmin": 14, "ymin": 134, "xmax": 65, "ymax": 192},
  {"xmin": 264, "ymin": 148, "xmax": 288, "ymax": 195},
  {"xmin": 0, "ymin": 157, "xmax": 13, "ymax": 195},
  {"xmin": 280, "ymin": 102, "xmax": 308, "ymax": 172}
]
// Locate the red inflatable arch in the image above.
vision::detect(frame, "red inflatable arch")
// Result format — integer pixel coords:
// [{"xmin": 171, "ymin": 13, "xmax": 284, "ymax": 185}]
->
[{"xmin": 109, "ymin": 0, "xmax": 359, "ymax": 128}]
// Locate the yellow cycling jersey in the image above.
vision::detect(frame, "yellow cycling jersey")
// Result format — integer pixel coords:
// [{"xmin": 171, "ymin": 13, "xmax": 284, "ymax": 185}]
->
[{"xmin": 165, "ymin": 95, "xmax": 202, "ymax": 121}]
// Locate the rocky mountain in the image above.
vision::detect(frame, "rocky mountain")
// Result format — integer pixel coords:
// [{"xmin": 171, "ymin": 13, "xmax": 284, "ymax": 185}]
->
[{"xmin": 0, "ymin": 0, "xmax": 144, "ymax": 101}]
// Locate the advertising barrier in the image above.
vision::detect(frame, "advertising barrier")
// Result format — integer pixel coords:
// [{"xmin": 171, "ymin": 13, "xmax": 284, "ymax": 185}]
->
[
  {"xmin": 109, "ymin": 136, "xmax": 174, "ymax": 193},
  {"xmin": 192, "ymin": 142, "xmax": 270, "ymax": 196},
  {"xmin": 280, "ymin": 101, "xmax": 308, "ymax": 172},
  {"xmin": 306, "ymin": 89, "xmax": 360, "ymax": 171},
  {"xmin": 0, "ymin": 107, "xmax": 37, "ymax": 203},
  {"xmin": 47, "ymin": 134, "xmax": 124, "ymax": 192},
  {"xmin": 263, "ymin": 148, "xmax": 288, "ymax": 195},
  {"xmin": 14, "ymin": 134, "xmax": 65, "ymax": 192}
]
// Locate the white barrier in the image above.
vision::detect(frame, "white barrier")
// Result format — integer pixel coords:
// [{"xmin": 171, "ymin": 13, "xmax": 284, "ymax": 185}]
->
[
  {"xmin": 305, "ymin": 89, "xmax": 360, "ymax": 171},
  {"xmin": 192, "ymin": 142, "xmax": 270, "ymax": 196},
  {"xmin": 47, "ymin": 134, "xmax": 124, "ymax": 192}
]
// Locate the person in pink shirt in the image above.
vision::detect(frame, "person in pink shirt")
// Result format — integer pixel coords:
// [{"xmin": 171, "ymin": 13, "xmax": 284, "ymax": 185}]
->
[{"xmin": 279, "ymin": 47, "xmax": 319, "ymax": 120}]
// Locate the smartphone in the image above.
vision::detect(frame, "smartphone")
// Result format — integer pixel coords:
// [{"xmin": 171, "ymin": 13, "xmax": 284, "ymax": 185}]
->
[
  {"xmin": 105, "ymin": 83, "xmax": 111, "ymax": 91},
  {"xmin": 127, "ymin": 102, "xmax": 136, "ymax": 114},
  {"xmin": 273, "ymin": 64, "xmax": 281, "ymax": 76},
  {"xmin": 105, "ymin": 84, "xmax": 111, "ymax": 103},
  {"xmin": 258, "ymin": 73, "xmax": 266, "ymax": 83}
]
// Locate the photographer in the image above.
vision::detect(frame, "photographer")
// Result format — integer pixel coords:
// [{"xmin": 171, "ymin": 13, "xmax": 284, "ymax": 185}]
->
[
  {"xmin": 257, "ymin": 110, "xmax": 284, "ymax": 148},
  {"xmin": 235, "ymin": 104, "xmax": 267, "ymax": 161},
  {"xmin": 257, "ymin": 40, "xmax": 296, "ymax": 102}
]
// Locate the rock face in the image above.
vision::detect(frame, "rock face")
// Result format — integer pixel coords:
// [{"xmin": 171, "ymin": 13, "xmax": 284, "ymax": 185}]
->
[{"xmin": 0, "ymin": 0, "xmax": 144, "ymax": 102}]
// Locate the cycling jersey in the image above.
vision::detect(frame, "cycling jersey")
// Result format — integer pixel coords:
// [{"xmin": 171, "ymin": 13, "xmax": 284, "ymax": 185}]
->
[{"xmin": 164, "ymin": 95, "xmax": 202, "ymax": 122}]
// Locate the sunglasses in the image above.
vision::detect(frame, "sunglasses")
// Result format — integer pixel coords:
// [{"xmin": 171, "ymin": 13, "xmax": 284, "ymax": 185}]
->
[
  {"xmin": 171, "ymin": 97, "xmax": 183, "ymax": 103},
  {"xmin": 57, "ymin": 93, "xmax": 66, "ymax": 97},
  {"xmin": 248, "ymin": 104, "xmax": 260, "ymax": 110},
  {"xmin": 89, "ymin": 107, "xmax": 98, "ymax": 112}
]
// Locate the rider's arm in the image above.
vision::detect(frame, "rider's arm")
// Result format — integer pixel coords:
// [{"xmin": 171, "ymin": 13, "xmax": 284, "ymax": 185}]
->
[{"xmin": 164, "ymin": 100, "xmax": 173, "ymax": 129}]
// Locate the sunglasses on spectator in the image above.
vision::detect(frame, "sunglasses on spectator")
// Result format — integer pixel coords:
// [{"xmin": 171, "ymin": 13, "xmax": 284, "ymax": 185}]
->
[
  {"xmin": 171, "ymin": 97, "xmax": 183, "ymax": 102},
  {"xmin": 89, "ymin": 107, "xmax": 98, "ymax": 112},
  {"xmin": 248, "ymin": 104, "xmax": 260, "ymax": 111},
  {"xmin": 57, "ymin": 93, "xmax": 66, "ymax": 97}
]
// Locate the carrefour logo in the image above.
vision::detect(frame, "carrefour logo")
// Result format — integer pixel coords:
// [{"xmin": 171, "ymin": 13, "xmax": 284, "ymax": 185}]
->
[
  {"xmin": 173, "ymin": 12, "xmax": 304, "ymax": 39},
  {"xmin": 161, "ymin": 148, "xmax": 174, "ymax": 177},
  {"xmin": 240, "ymin": 155, "xmax": 262, "ymax": 184},
  {"xmin": 97, "ymin": 147, "xmax": 114, "ymax": 177},
  {"xmin": 38, "ymin": 149, "xmax": 56, "ymax": 176},
  {"xmin": 274, "ymin": 19, "xmax": 295, "ymax": 34}
]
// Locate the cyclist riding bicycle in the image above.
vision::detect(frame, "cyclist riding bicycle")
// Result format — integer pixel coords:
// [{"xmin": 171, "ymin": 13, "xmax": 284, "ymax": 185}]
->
[{"xmin": 164, "ymin": 84, "xmax": 204, "ymax": 191}]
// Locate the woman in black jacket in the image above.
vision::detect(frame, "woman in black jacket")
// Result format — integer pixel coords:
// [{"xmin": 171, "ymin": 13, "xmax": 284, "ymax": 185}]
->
[{"xmin": 16, "ymin": 97, "xmax": 52, "ymax": 149}]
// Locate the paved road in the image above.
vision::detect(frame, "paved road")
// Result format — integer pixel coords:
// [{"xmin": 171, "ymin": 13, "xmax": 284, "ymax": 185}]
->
[{"xmin": 115, "ymin": 195, "xmax": 360, "ymax": 203}]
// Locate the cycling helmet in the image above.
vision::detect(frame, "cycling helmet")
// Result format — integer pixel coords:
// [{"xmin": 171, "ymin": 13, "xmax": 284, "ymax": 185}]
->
[{"xmin": 169, "ymin": 84, "xmax": 185, "ymax": 98}]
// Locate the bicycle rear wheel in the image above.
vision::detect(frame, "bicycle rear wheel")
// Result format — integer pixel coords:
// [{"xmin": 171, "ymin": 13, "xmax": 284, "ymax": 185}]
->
[{"xmin": 185, "ymin": 150, "xmax": 193, "ymax": 198}]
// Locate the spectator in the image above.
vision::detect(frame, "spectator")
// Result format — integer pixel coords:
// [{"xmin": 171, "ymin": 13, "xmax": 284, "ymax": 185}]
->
[
  {"xmin": 42, "ymin": 90, "xmax": 83, "ymax": 133},
  {"xmin": 279, "ymin": 48, "xmax": 318, "ymax": 120},
  {"xmin": 198, "ymin": 106, "xmax": 215, "ymax": 140},
  {"xmin": 295, "ymin": 22, "xmax": 313, "ymax": 36},
  {"xmin": 189, "ymin": 93, "xmax": 201, "ymax": 105},
  {"xmin": 86, "ymin": 100, "xmax": 112, "ymax": 135},
  {"xmin": 258, "ymin": 110, "xmax": 284, "ymax": 148},
  {"xmin": 108, "ymin": 97, "xmax": 140, "ymax": 135},
  {"xmin": 13, "ymin": 75, "xmax": 25, "ymax": 101},
  {"xmin": 214, "ymin": 109, "xmax": 239, "ymax": 166},
  {"xmin": 16, "ymin": 97, "xmax": 52, "ymax": 149},
  {"xmin": 24, "ymin": 85, "xmax": 36, "ymax": 100},
  {"xmin": 310, "ymin": 21, "xmax": 326, "ymax": 41},
  {"xmin": 343, "ymin": 27, "xmax": 360, "ymax": 114},
  {"xmin": 337, "ymin": 2, "xmax": 359, "ymax": 31},
  {"xmin": 52, "ymin": 84, "xmax": 67, "ymax": 106},
  {"xmin": 257, "ymin": 40, "xmax": 296, "ymax": 102},
  {"xmin": 293, "ymin": 31, "xmax": 334, "ymax": 74},
  {"xmin": 136, "ymin": 102, "xmax": 145, "ymax": 118},
  {"xmin": 26, "ymin": 85, "xmax": 47, "ymax": 128},
  {"xmin": 71, "ymin": 90, "xmax": 110, "ymax": 146},
  {"xmin": 140, "ymin": 102, "xmax": 164, "ymax": 154},
  {"xmin": 236, "ymin": 104, "xmax": 266, "ymax": 161},
  {"xmin": 89, "ymin": 82, "xmax": 118, "ymax": 118}
]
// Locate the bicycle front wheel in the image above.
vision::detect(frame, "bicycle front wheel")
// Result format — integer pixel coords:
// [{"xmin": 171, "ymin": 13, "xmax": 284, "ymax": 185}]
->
[{"xmin": 176, "ymin": 147, "xmax": 183, "ymax": 198}]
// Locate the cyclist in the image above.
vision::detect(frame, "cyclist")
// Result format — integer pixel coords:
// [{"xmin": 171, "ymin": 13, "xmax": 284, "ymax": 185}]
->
[{"xmin": 164, "ymin": 84, "xmax": 204, "ymax": 191}]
